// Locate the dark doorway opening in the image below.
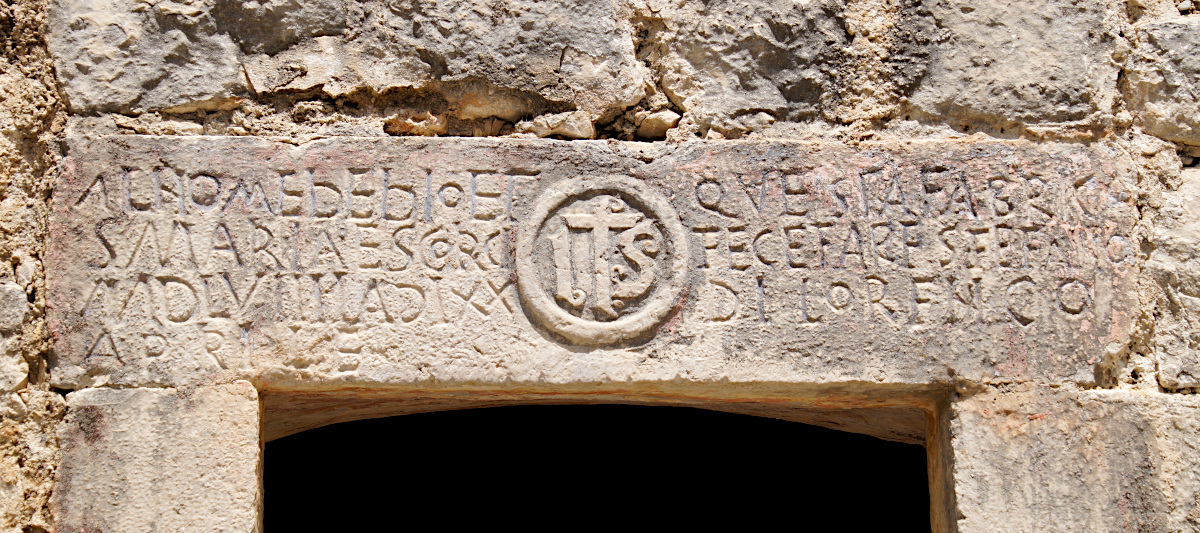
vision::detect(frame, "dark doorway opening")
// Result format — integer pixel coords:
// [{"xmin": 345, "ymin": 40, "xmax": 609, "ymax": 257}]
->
[{"xmin": 266, "ymin": 405, "xmax": 930, "ymax": 531}]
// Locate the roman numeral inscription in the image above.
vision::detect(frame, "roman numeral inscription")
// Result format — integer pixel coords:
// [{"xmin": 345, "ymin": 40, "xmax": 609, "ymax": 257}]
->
[{"xmin": 46, "ymin": 137, "xmax": 1139, "ymax": 389}]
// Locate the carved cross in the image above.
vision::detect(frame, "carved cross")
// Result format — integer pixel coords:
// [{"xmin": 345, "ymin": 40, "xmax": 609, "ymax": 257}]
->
[{"xmin": 559, "ymin": 197, "xmax": 642, "ymax": 319}]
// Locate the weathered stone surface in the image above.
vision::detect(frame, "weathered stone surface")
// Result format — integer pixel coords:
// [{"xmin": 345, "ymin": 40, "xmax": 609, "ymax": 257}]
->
[
  {"xmin": 952, "ymin": 385, "xmax": 1200, "ymax": 532},
  {"xmin": 1147, "ymin": 167, "xmax": 1200, "ymax": 389},
  {"xmin": 50, "ymin": 382, "xmax": 260, "ymax": 533},
  {"xmin": 516, "ymin": 111, "xmax": 597, "ymax": 140},
  {"xmin": 0, "ymin": 352, "xmax": 28, "ymax": 392},
  {"xmin": 258, "ymin": 0, "xmax": 645, "ymax": 121},
  {"xmin": 45, "ymin": 0, "xmax": 246, "ymax": 114},
  {"xmin": 46, "ymin": 0, "xmax": 648, "ymax": 122},
  {"xmin": 908, "ymin": 0, "xmax": 1121, "ymax": 129},
  {"xmin": 636, "ymin": 109, "xmax": 681, "ymax": 139},
  {"xmin": 46, "ymin": 0, "xmax": 1137, "ymax": 137},
  {"xmin": 0, "ymin": 284, "xmax": 31, "ymax": 392},
  {"xmin": 0, "ymin": 390, "xmax": 66, "ymax": 533},
  {"xmin": 21, "ymin": 0, "xmax": 1200, "ymax": 531},
  {"xmin": 1127, "ymin": 15, "xmax": 1200, "ymax": 146},
  {"xmin": 641, "ymin": 0, "xmax": 938, "ymax": 135},
  {"xmin": 0, "ymin": 284, "xmax": 28, "ymax": 333},
  {"xmin": 0, "ymin": 0, "xmax": 67, "ymax": 529},
  {"xmin": 640, "ymin": 0, "xmax": 849, "ymax": 136},
  {"xmin": 47, "ymin": 137, "xmax": 1138, "ymax": 389}
]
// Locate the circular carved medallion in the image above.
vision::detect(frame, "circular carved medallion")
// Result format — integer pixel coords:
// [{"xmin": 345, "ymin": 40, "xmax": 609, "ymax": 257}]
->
[{"xmin": 516, "ymin": 176, "xmax": 690, "ymax": 345}]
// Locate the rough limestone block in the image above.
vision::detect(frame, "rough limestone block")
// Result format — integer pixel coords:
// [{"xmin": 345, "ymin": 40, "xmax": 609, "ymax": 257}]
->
[
  {"xmin": 0, "ymin": 390, "xmax": 66, "ymax": 533},
  {"xmin": 50, "ymin": 381, "xmax": 261, "ymax": 533},
  {"xmin": 952, "ymin": 386, "xmax": 1200, "ymax": 532},
  {"xmin": 46, "ymin": 137, "xmax": 1139, "ymax": 390},
  {"xmin": 0, "ymin": 345, "xmax": 28, "ymax": 392},
  {"xmin": 1147, "ymin": 168, "xmax": 1200, "ymax": 389},
  {"xmin": 45, "ymin": 0, "xmax": 647, "ymax": 122},
  {"xmin": 1127, "ymin": 15, "xmax": 1200, "ymax": 146},
  {"xmin": 909, "ymin": 0, "xmax": 1120, "ymax": 128},
  {"xmin": 645, "ymin": 0, "xmax": 849, "ymax": 135},
  {"xmin": 0, "ymin": 283, "xmax": 28, "ymax": 332},
  {"xmin": 239, "ymin": 0, "xmax": 648, "ymax": 124},
  {"xmin": 45, "ymin": 0, "xmax": 245, "ymax": 114},
  {"xmin": 0, "ymin": 281, "xmax": 29, "ymax": 392},
  {"xmin": 645, "ymin": 0, "xmax": 939, "ymax": 135}
]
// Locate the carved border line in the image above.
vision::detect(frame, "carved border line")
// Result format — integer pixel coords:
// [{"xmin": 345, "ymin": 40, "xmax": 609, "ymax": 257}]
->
[{"xmin": 515, "ymin": 175, "xmax": 691, "ymax": 345}]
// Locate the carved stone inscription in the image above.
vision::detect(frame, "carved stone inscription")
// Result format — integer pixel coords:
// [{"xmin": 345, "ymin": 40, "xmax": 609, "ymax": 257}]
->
[
  {"xmin": 46, "ymin": 138, "xmax": 1138, "ymax": 388},
  {"xmin": 516, "ymin": 175, "xmax": 690, "ymax": 344}
]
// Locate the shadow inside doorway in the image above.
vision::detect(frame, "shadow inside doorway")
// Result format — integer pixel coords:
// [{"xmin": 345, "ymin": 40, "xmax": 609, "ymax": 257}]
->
[{"xmin": 266, "ymin": 404, "xmax": 931, "ymax": 531}]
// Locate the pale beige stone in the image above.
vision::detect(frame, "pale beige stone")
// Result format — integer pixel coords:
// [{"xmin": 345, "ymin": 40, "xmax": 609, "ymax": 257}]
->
[
  {"xmin": 908, "ymin": 0, "xmax": 1122, "ymax": 129},
  {"xmin": 50, "ymin": 382, "xmax": 261, "ymax": 533},
  {"xmin": 46, "ymin": 136, "xmax": 1139, "ymax": 390},
  {"xmin": 0, "ymin": 390, "xmax": 65, "ymax": 533},
  {"xmin": 642, "ymin": 0, "xmax": 849, "ymax": 136},
  {"xmin": 1147, "ymin": 167, "xmax": 1200, "ymax": 389},
  {"xmin": 952, "ymin": 385, "xmax": 1200, "ymax": 532},
  {"xmin": 0, "ymin": 350, "xmax": 28, "ymax": 393},
  {"xmin": 47, "ymin": 0, "xmax": 648, "ymax": 122},
  {"xmin": 0, "ymin": 0, "xmax": 65, "ymax": 529},
  {"xmin": 45, "ymin": 0, "xmax": 245, "ymax": 113},
  {"xmin": 1126, "ymin": 15, "xmax": 1200, "ymax": 146},
  {"xmin": 41, "ymin": 0, "xmax": 1140, "ymax": 137},
  {"xmin": 635, "ymin": 109, "xmax": 680, "ymax": 139},
  {"xmin": 515, "ymin": 111, "xmax": 597, "ymax": 139},
  {"xmin": 0, "ymin": 284, "xmax": 27, "ymax": 332},
  {"xmin": 384, "ymin": 111, "xmax": 449, "ymax": 137}
]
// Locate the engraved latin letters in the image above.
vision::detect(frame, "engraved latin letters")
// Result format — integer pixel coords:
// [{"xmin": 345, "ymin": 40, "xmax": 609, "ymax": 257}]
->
[
  {"xmin": 48, "ymin": 139, "xmax": 1137, "ymax": 384},
  {"xmin": 516, "ymin": 176, "xmax": 690, "ymax": 345}
]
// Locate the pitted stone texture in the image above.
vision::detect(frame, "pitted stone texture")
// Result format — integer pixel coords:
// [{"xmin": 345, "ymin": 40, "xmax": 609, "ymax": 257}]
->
[
  {"xmin": 1127, "ymin": 15, "xmax": 1200, "ymax": 146},
  {"xmin": 50, "ymin": 382, "xmax": 260, "ymax": 533},
  {"xmin": 0, "ymin": 351, "xmax": 28, "ymax": 392},
  {"xmin": 0, "ymin": 284, "xmax": 32, "ymax": 392},
  {"xmin": 242, "ymin": 0, "xmax": 648, "ymax": 123},
  {"xmin": 909, "ymin": 0, "xmax": 1120, "ymax": 129},
  {"xmin": 952, "ymin": 386, "xmax": 1200, "ymax": 532},
  {"xmin": 0, "ymin": 389, "xmax": 66, "ymax": 533},
  {"xmin": 638, "ymin": 0, "xmax": 936, "ymax": 135},
  {"xmin": 47, "ymin": 137, "xmax": 1139, "ymax": 390},
  {"xmin": 1147, "ymin": 167, "xmax": 1200, "ymax": 389},
  {"xmin": 640, "ymin": 0, "xmax": 849, "ymax": 136},
  {"xmin": 0, "ymin": 0, "xmax": 67, "ymax": 529},
  {"xmin": 45, "ymin": 0, "xmax": 245, "ymax": 114},
  {"xmin": 46, "ymin": 0, "xmax": 648, "ymax": 122},
  {"xmin": 0, "ymin": 283, "xmax": 28, "ymax": 332}
]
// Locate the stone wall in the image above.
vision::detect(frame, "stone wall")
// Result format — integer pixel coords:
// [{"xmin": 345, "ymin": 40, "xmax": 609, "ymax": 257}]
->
[
  {"xmin": 0, "ymin": 0, "xmax": 64, "ymax": 530},
  {"xmin": 2, "ymin": 0, "xmax": 1200, "ymax": 531}
]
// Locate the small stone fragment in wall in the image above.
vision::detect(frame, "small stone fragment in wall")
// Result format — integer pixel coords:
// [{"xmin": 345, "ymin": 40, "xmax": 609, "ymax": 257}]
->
[
  {"xmin": 515, "ymin": 111, "xmax": 596, "ymax": 139},
  {"xmin": 384, "ymin": 111, "xmax": 448, "ymax": 136},
  {"xmin": 0, "ymin": 283, "xmax": 27, "ymax": 332},
  {"xmin": 636, "ymin": 109, "xmax": 681, "ymax": 139}
]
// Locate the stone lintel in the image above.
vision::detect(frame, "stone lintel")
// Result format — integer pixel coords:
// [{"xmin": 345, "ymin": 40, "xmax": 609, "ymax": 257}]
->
[{"xmin": 47, "ymin": 137, "xmax": 1139, "ymax": 391}]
